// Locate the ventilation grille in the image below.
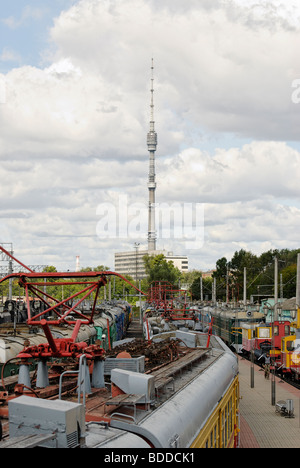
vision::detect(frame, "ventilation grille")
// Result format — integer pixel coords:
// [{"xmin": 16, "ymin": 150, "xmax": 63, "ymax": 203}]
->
[
  {"xmin": 104, "ymin": 356, "xmax": 145, "ymax": 375},
  {"xmin": 67, "ymin": 431, "xmax": 78, "ymax": 448}
]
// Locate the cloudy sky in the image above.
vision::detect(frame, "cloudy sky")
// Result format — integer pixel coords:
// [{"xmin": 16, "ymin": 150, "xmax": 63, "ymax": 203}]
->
[{"xmin": 0, "ymin": 0, "xmax": 300, "ymax": 274}]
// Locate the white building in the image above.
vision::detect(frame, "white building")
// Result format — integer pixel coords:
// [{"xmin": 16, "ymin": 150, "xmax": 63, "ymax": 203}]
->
[{"xmin": 114, "ymin": 249, "xmax": 188, "ymax": 281}]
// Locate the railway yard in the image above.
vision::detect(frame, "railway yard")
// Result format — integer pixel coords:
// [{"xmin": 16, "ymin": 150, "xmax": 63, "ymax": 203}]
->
[
  {"xmin": 0, "ymin": 253, "xmax": 299, "ymax": 449},
  {"xmin": 1, "ymin": 0, "xmax": 299, "ymax": 451}
]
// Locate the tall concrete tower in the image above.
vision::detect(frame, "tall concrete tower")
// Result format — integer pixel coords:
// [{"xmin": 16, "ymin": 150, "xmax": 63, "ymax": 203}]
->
[{"xmin": 147, "ymin": 58, "xmax": 157, "ymax": 251}]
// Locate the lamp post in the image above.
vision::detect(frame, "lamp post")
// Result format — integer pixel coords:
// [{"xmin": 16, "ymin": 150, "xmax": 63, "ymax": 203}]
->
[
  {"xmin": 249, "ymin": 302, "xmax": 260, "ymax": 389},
  {"xmin": 250, "ymin": 337, "xmax": 255, "ymax": 388},
  {"xmin": 134, "ymin": 242, "xmax": 140, "ymax": 286},
  {"xmin": 290, "ymin": 305, "xmax": 300, "ymax": 376},
  {"xmin": 263, "ymin": 301, "xmax": 282, "ymax": 406}
]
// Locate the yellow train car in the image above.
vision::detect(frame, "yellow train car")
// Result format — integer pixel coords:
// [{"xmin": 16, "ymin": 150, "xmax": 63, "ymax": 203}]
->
[
  {"xmin": 280, "ymin": 335, "xmax": 300, "ymax": 379},
  {"xmin": 191, "ymin": 376, "xmax": 239, "ymax": 448},
  {"xmin": 86, "ymin": 333, "xmax": 240, "ymax": 449}
]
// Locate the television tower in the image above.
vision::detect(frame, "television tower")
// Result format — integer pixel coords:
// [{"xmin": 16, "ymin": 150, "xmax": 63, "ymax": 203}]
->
[{"xmin": 147, "ymin": 58, "xmax": 157, "ymax": 251}]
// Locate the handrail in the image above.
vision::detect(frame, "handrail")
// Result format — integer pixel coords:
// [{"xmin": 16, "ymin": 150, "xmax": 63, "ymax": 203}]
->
[{"xmin": 58, "ymin": 354, "xmax": 87, "ymax": 408}]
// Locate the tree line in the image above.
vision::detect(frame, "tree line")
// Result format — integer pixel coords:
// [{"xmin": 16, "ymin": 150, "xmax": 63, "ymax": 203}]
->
[
  {"xmin": 0, "ymin": 265, "xmax": 139, "ymax": 304},
  {"xmin": 1, "ymin": 248, "xmax": 299, "ymax": 304},
  {"xmin": 190, "ymin": 248, "xmax": 300, "ymax": 302}
]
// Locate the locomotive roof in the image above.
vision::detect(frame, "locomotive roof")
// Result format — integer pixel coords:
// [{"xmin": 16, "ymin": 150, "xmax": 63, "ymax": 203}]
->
[{"xmin": 211, "ymin": 308, "xmax": 265, "ymax": 320}]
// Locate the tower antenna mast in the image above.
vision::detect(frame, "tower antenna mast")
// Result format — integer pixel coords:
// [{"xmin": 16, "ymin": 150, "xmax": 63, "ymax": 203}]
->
[{"xmin": 147, "ymin": 58, "xmax": 157, "ymax": 251}]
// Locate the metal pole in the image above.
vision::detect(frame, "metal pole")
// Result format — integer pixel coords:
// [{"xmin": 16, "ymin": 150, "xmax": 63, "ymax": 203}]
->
[
  {"xmin": 271, "ymin": 376, "xmax": 276, "ymax": 405},
  {"xmin": 296, "ymin": 253, "xmax": 300, "ymax": 308},
  {"xmin": 243, "ymin": 267, "xmax": 247, "ymax": 308},
  {"xmin": 200, "ymin": 276, "xmax": 203, "ymax": 301},
  {"xmin": 271, "ymin": 311, "xmax": 276, "ymax": 405},
  {"xmin": 226, "ymin": 265, "xmax": 229, "ymax": 303},
  {"xmin": 213, "ymin": 278, "xmax": 216, "ymax": 304},
  {"xmin": 8, "ymin": 260, "xmax": 13, "ymax": 300},
  {"xmin": 251, "ymin": 348, "xmax": 254, "ymax": 388},
  {"xmin": 139, "ymin": 279, "xmax": 142, "ymax": 325},
  {"xmin": 0, "ymin": 244, "xmax": 34, "ymax": 273},
  {"xmin": 250, "ymin": 302, "xmax": 254, "ymax": 388},
  {"xmin": 199, "ymin": 276, "xmax": 201, "ymax": 301},
  {"xmin": 274, "ymin": 257, "xmax": 278, "ymax": 321}
]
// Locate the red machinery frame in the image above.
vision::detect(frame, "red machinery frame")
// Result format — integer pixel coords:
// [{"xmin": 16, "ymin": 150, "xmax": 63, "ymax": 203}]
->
[
  {"xmin": 0, "ymin": 244, "xmax": 146, "ymax": 361},
  {"xmin": 147, "ymin": 281, "xmax": 194, "ymax": 320},
  {"xmin": 0, "ymin": 270, "xmax": 145, "ymax": 360},
  {"xmin": 0, "ymin": 270, "xmax": 145, "ymax": 326}
]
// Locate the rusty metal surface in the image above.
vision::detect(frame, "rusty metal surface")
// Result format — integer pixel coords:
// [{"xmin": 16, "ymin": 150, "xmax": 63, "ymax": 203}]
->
[{"xmin": 107, "ymin": 338, "xmax": 184, "ymax": 372}]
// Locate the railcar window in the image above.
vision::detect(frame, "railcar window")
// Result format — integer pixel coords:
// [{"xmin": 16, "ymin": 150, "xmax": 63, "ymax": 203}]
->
[
  {"xmin": 286, "ymin": 341, "xmax": 294, "ymax": 352},
  {"xmin": 258, "ymin": 328, "xmax": 270, "ymax": 338},
  {"xmin": 284, "ymin": 326, "xmax": 290, "ymax": 335},
  {"xmin": 274, "ymin": 325, "xmax": 279, "ymax": 335}
]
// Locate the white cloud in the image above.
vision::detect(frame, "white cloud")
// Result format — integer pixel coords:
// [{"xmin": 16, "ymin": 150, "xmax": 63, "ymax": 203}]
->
[
  {"xmin": 46, "ymin": 0, "xmax": 299, "ymax": 145},
  {"xmin": 1, "ymin": 6, "xmax": 48, "ymax": 29},
  {"xmin": 158, "ymin": 142, "xmax": 300, "ymax": 203},
  {"xmin": 156, "ymin": 141, "xmax": 300, "ymax": 268},
  {"xmin": 0, "ymin": 47, "xmax": 21, "ymax": 63},
  {"xmin": 0, "ymin": 61, "xmax": 145, "ymax": 161}
]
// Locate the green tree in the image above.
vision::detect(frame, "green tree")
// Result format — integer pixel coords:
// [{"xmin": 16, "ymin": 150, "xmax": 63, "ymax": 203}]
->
[
  {"xmin": 143, "ymin": 254, "xmax": 181, "ymax": 288},
  {"xmin": 212, "ymin": 257, "xmax": 228, "ymax": 300},
  {"xmin": 181, "ymin": 269, "xmax": 202, "ymax": 285},
  {"xmin": 281, "ymin": 264, "xmax": 297, "ymax": 298},
  {"xmin": 213, "ymin": 247, "xmax": 300, "ymax": 301},
  {"xmin": 190, "ymin": 274, "xmax": 213, "ymax": 300},
  {"xmin": 228, "ymin": 249, "xmax": 261, "ymax": 300}
]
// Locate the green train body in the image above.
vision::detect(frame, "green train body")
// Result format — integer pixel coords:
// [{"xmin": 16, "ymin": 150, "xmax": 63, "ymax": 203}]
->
[{"xmin": 197, "ymin": 306, "xmax": 265, "ymax": 353}]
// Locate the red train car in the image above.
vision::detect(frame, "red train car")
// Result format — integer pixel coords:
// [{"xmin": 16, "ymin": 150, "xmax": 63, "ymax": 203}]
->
[{"xmin": 242, "ymin": 321, "xmax": 290, "ymax": 362}]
